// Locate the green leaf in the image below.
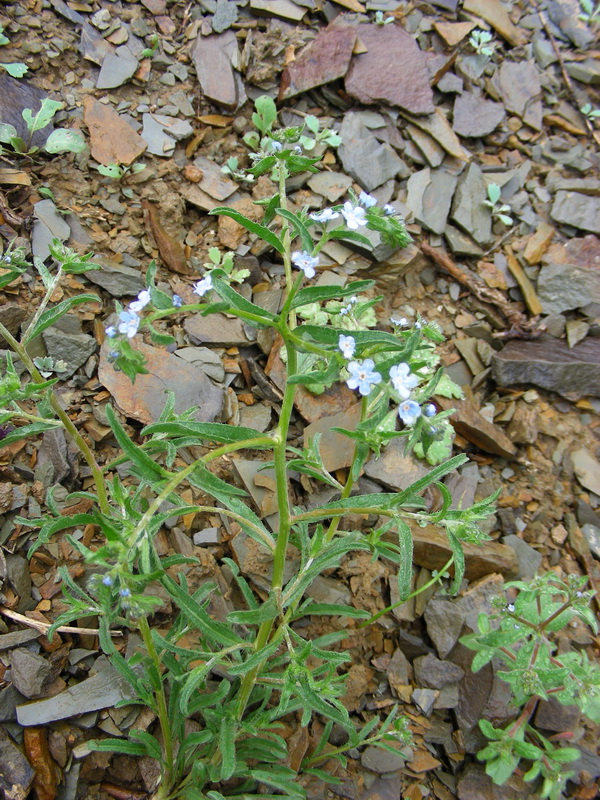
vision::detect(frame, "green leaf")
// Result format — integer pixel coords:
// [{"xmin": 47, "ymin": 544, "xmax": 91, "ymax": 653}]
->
[
  {"xmin": 187, "ymin": 462, "xmax": 248, "ymax": 498},
  {"xmin": 97, "ymin": 163, "xmax": 122, "ymax": 178},
  {"xmin": 44, "ymin": 128, "xmax": 86, "ymax": 154},
  {"xmin": 252, "ymin": 95, "xmax": 277, "ymax": 134},
  {"xmin": 247, "ymin": 155, "xmax": 277, "ymax": 177},
  {"xmin": 161, "ymin": 573, "xmax": 246, "ymax": 648},
  {"xmin": 211, "ymin": 276, "xmax": 278, "ymax": 323},
  {"xmin": 219, "ymin": 717, "xmax": 237, "ymax": 781},
  {"xmin": 446, "ymin": 529, "xmax": 465, "ymax": 594},
  {"xmin": 130, "ymin": 730, "xmax": 163, "ymax": 761},
  {"xmin": 22, "ymin": 98, "xmax": 62, "ymax": 134},
  {"xmin": 88, "ymin": 739, "xmax": 147, "ymax": 757},
  {"xmin": 142, "ymin": 420, "xmax": 268, "ymax": 444},
  {"xmin": 276, "ymin": 207, "xmax": 313, "ymax": 252},
  {"xmin": 282, "ymin": 154, "xmax": 320, "ymax": 174},
  {"xmin": 209, "ymin": 207, "xmax": 284, "ymax": 254},
  {"xmin": 395, "ymin": 520, "xmax": 413, "ymax": 600},
  {"xmin": 487, "ymin": 183, "xmax": 501, "ymax": 205},
  {"xmin": 23, "ymin": 294, "xmax": 99, "ymax": 343},
  {"xmin": 227, "ymin": 595, "xmax": 278, "ymax": 625},
  {"xmin": 292, "ymin": 280, "xmax": 374, "ymax": 310},
  {"xmin": 295, "ymin": 603, "xmax": 370, "ymax": 620},
  {"xmin": 0, "ymin": 123, "xmax": 18, "ymax": 143},
  {"xmin": 105, "ymin": 405, "xmax": 168, "ymax": 483},
  {"xmin": 146, "ymin": 259, "xmax": 176, "ymax": 309},
  {"xmin": 1, "ymin": 62, "xmax": 27, "ymax": 78},
  {"xmin": 0, "ymin": 421, "xmax": 62, "ymax": 451},
  {"xmin": 394, "ymin": 454, "xmax": 468, "ymax": 506},
  {"xmin": 328, "ymin": 229, "xmax": 372, "ymax": 248}
]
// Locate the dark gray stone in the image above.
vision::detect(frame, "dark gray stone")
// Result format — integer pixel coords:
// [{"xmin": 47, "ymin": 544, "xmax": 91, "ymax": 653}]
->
[
  {"xmin": 0, "ymin": 726, "xmax": 35, "ymax": 800},
  {"xmin": 491, "ymin": 335, "xmax": 600, "ymax": 399},
  {"xmin": 424, "ymin": 597, "xmax": 465, "ymax": 658},
  {"xmin": 551, "ymin": 191, "xmax": 600, "ymax": 234},
  {"xmin": 85, "ymin": 261, "xmax": 144, "ymax": 297},
  {"xmin": 212, "ymin": 0, "xmax": 238, "ymax": 32},
  {"xmin": 361, "ymin": 744, "xmax": 406, "ymax": 773},
  {"xmin": 96, "ymin": 50, "xmax": 138, "ymax": 90},
  {"xmin": 453, "ymin": 92, "xmax": 505, "ymax": 138},
  {"xmin": 10, "ymin": 648, "xmax": 53, "ymax": 699},
  {"xmin": 42, "ymin": 328, "xmax": 97, "ymax": 378},
  {"xmin": 338, "ymin": 112, "xmax": 406, "ymax": 192},
  {"xmin": 450, "ymin": 162, "xmax": 492, "ymax": 246},
  {"xmin": 414, "ymin": 653, "xmax": 464, "ymax": 688},
  {"xmin": 503, "ymin": 534, "xmax": 542, "ymax": 578}
]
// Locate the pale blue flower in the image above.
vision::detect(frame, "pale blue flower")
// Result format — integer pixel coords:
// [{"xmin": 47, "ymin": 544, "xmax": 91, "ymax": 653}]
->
[
  {"xmin": 383, "ymin": 204, "xmax": 395, "ymax": 215},
  {"xmin": 414, "ymin": 320, "xmax": 422, "ymax": 330},
  {"xmin": 359, "ymin": 191, "xmax": 377, "ymax": 208},
  {"xmin": 105, "ymin": 326, "xmax": 117, "ymax": 338},
  {"xmin": 341, "ymin": 201, "xmax": 367, "ymax": 230},
  {"xmin": 346, "ymin": 359, "xmax": 382, "ymax": 396},
  {"xmin": 102, "ymin": 574, "xmax": 113, "ymax": 586},
  {"xmin": 172, "ymin": 294, "xmax": 183, "ymax": 308},
  {"xmin": 120, "ymin": 587, "xmax": 131, "ymax": 597},
  {"xmin": 310, "ymin": 208, "xmax": 340, "ymax": 223},
  {"xmin": 338, "ymin": 334, "xmax": 356, "ymax": 359},
  {"xmin": 270, "ymin": 140, "xmax": 282, "ymax": 152},
  {"xmin": 398, "ymin": 399, "xmax": 421, "ymax": 426},
  {"xmin": 424, "ymin": 403, "xmax": 436, "ymax": 417},
  {"xmin": 389, "ymin": 363, "xmax": 419, "ymax": 400},
  {"xmin": 294, "ymin": 145, "xmax": 302, "ymax": 154},
  {"xmin": 129, "ymin": 289, "xmax": 151, "ymax": 314},
  {"xmin": 391, "ymin": 316, "xmax": 408, "ymax": 327},
  {"xmin": 117, "ymin": 310, "xmax": 141, "ymax": 339},
  {"xmin": 292, "ymin": 250, "xmax": 318, "ymax": 278},
  {"xmin": 193, "ymin": 274, "xmax": 213, "ymax": 297}
]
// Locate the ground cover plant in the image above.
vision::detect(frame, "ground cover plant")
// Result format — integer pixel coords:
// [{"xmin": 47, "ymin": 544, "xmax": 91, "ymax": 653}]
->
[{"xmin": 1, "ymin": 97, "xmax": 598, "ymax": 800}]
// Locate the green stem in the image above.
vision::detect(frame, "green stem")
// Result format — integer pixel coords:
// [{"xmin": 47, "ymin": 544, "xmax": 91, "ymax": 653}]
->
[
  {"xmin": 360, "ymin": 554, "xmax": 455, "ymax": 627},
  {"xmin": 138, "ymin": 614, "xmax": 174, "ymax": 796},
  {"xmin": 8, "ymin": 404, "xmax": 63, "ymax": 426},
  {"xmin": 126, "ymin": 436, "xmax": 275, "ymax": 550},
  {"xmin": 0, "ymin": 321, "xmax": 111, "ymax": 515},
  {"xmin": 22, "ymin": 264, "xmax": 63, "ymax": 344},
  {"xmin": 324, "ymin": 395, "xmax": 368, "ymax": 544}
]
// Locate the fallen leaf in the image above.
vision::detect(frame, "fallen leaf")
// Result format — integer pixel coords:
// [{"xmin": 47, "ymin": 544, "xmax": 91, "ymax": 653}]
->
[
  {"xmin": 142, "ymin": 199, "xmax": 189, "ymax": 274},
  {"xmin": 23, "ymin": 728, "xmax": 59, "ymax": 800}
]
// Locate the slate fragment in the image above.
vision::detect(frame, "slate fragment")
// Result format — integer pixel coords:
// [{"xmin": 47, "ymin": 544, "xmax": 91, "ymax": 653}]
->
[
  {"xmin": 84, "ymin": 260, "xmax": 144, "ymax": 297},
  {"xmin": 42, "ymin": 329, "xmax": 97, "ymax": 379},
  {"xmin": 191, "ymin": 31, "xmax": 243, "ymax": 110},
  {"xmin": 23, "ymin": 728, "xmax": 59, "ymax": 800},
  {"xmin": 184, "ymin": 313, "xmax": 248, "ymax": 347},
  {"xmin": 571, "ymin": 448, "xmax": 600, "ymax": 496},
  {"xmin": 495, "ymin": 61, "xmax": 542, "ymax": 131},
  {"xmin": 345, "ymin": 24, "xmax": 434, "ymax": 114},
  {"xmin": 96, "ymin": 50, "xmax": 138, "ymax": 90},
  {"xmin": 338, "ymin": 112, "xmax": 406, "ymax": 191},
  {"xmin": 406, "ymin": 168, "xmax": 458, "ymax": 235},
  {"xmin": 302, "ymin": 403, "xmax": 362, "ymax": 472},
  {"xmin": 435, "ymin": 395, "xmax": 517, "ymax": 458},
  {"xmin": 10, "ymin": 649, "xmax": 53, "ymax": 699},
  {"xmin": 99, "ymin": 340, "xmax": 223, "ymax": 425},
  {"xmin": 547, "ymin": 0, "xmax": 595, "ymax": 49},
  {"xmin": 550, "ymin": 191, "xmax": 600, "ymax": 234},
  {"xmin": 450, "ymin": 162, "xmax": 492, "ymax": 246},
  {"xmin": 462, "ymin": 0, "xmax": 527, "ymax": 47},
  {"xmin": 212, "ymin": 0, "xmax": 238, "ymax": 32},
  {"xmin": 0, "ymin": 74, "xmax": 53, "ymax": 149},
  {"xmin": 83, "ymin": 97, "xmax": 146, "ymax": 166},
  {"xmin": 0, "ymin": 727, "xmax": 35, "ymax": 800},
  {"xmin": 410, "ymin": 525, "xmax": 517, "ymax": 579},
  {"xmin": 537, "ymin": 261, "xmax": 600, "ymax": 314},
  {"xmin": 452, "ymin": 92, "xmax": 505, "ymax": 138},
  {"xmin": 491, "ymin": 336, "xmax": 600, "ymax": 400},
  {"xmin": 32, "ymin": 199, "xmax": 71, "ymax": 261},
  {"xmin": 279, "ymin": 24, "xmax": 356, "ymax": 100}
]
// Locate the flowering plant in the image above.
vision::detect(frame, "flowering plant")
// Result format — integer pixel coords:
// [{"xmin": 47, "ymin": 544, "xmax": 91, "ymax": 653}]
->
[{"xmin": 0, "ymin": 98, "xmax": 500, "ymax": 799}]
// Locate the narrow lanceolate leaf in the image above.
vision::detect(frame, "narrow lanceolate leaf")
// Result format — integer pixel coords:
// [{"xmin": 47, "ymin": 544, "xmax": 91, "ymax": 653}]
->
[
  {"xmin": 23, "ymin": 294, "xmax": 99, "ymax": 343},
  {"xmin": 395, "ymin": 520, "xmax": 413, "ymax": 600},
  {"xmin": 275, "ymin": 208, "xmax": 313, "ymax": 252},
  {"xmin": 211, "ymin": 277, "xmax": 278, "ymax": 323},
  {"xmin": 88, "ymin": 739, "xmax": 147, "ymax": 757},
  {"xmin": 209, "ymin": 207, "xmax": 284, "ymax": 254},
  {"xmin": 161, "ymin": 573, "xmax": 246, "ymax": 648},
  {"xmin": 105, "ymin": 405, "xmax": 167, "ymax": 483},
  {"xmin": 142, "ymin": 420, "xmax": 268, "ymax": 444},
  {"xmin": 392, "ymin": 454, "xmax": 468, "ymax": 506},
  {"xmin": 292, "ymin": 280, "xmax": 374, "ymax": 310},
  {"xmin": 219, "ymin": 717, "xmax": 237, "ymax": 781},
  {"xmin": 295, "ymin": 603, "xmax": 370, "ymax": 620}
]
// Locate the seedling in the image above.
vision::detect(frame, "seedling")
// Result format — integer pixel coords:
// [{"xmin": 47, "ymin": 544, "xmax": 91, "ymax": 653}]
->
[
  {"xmin": 469, "ymin": 28, "xmax": 495, "ymax": 57},
  {"xmin": 580, "ymin": 103, "xmax": 600, "ymax": 121},
  {"xmin": 95, "ymin": 161, "xmax": 147, "ymax": 180},
  {"xmin": 0, "ymin": 98, "xmax": 85, "ymax": 156},
  {"xmin": 484, "ymin": 182, "xmax": 513, "ymax": 226},
  {"xmin": 140, "ymin": 33, "xmax": 160, "ymax": 59},
  {"xmin": 374, "ymin": 11, "xmax": 394, "ymax": 25}
]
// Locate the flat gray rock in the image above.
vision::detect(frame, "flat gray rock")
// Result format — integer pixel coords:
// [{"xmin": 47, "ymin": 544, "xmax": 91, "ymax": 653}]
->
[
  {"xmin": 572, "ymin": 448, "xmax": 600, "ymax": 496},
  {"xmin": 32, "ymin": 199, "xmax": 71, "ymax": 261},
  {"xmin": 495, "ymin": 60, "xmax": 542, "ymax": 131},
  {"xmin": 85, "ymin": 260, "xmax": 144, "ymax": 296},
  {"xmin": 450, "ymin": 162, "xmax": 492, "ymax": 246},
  {"xmin": 0, "ymin": 727, "xmax": 35, "ymax": 800},
  {"xmin": 212, "ymin": 0, "xmax": 238, "ymax": 32},
  {"xmin": 96, "ymin": 50, "xmax": 138, "ymax": 90},
  {"xmin": 141, "ymin": 112, "xmax": 176, "ymax": 156},
  {"xmin": 17, "ymin": 656, "xmax": 136, "ymax": 726},
  {"xmin": 424, "ymin": 597, "xmax": 465, "ymax": 658},
  {"xmin": 10, "ymin": 648, "xmax": 53, "ymax": 699},
  {"xmin": 537, "ymin": 261, "xmax": 600, "ymax": 314},
  {"xmin": 307, "ymin": 171, "xmax": 353, "ymax": 202},
  {"xmin": 407, "ymin": 168, "xmax": 458, "ymax": 235},
  {"xmin": 551, "ymin": 190, "xmax": 600, "ymax": 234},
  {"xmin": 503, "ymin": 534, "xmax": 542, "ymax": 579},
  {"xmin": 414, "ymin": 653, "xmax": 464, "ymax": 688},
  {"xmin": 42, "ymin": 328, "xmax": 97, "ymax": 378},
  {"xmin": 338, "ymin": 112, "xmax": 406, "ymax": 191},
  {"xmin": 191, "ymin": 30, "xmax": 244, "ymax": 110},
  {"xmin": 185, "ymin": 313, "xmax": 248, "ymax": 347},
  {"xmin": 491, "ymin": 336, "xmax": 600, "ymax": 400},
  {"xmin": 452, "ymin": 92, "xmax": 505, "ymax": 138}
]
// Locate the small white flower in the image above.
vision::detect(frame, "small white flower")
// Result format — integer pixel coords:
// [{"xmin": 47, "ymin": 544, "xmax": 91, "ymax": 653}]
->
[
  {"xmin": 338, "ymin": 334, "xmax": 356, "ymax": 360},
  {"xmin": 310, "ymin": 208, "xmax": 340, "ymax": 223},
  {"xmin": 391, "ymin": 316, "xmax": 408, "ymax": 327},
  {"xmin": 105, "ymin": 326, "xmax": 117, "ymax": 338},
  {"xmin": 117, "ymin": 310, "xmax": 140, "ymax": 339},
  {"xmin": 383, "ymin": 204, "xmax": 395, "ymax": 215},
  {"xmin": 294, "ymin": 145, "xmax": 302, "ymax": 154},
  {"xmin": 129, "ymin": 290, "xmax": 151, "ymax": 314},
  {"xmin": 270, "ymin": 140, "xmax": 282, "ymax": 152},
  {"xmin": 346, "ymin": 358, "xmax": 382, "ymax": 396},
  {"xmin": 359, "ymin": 191, "xmax": 377, "ymax": 208},
  {"xmin": 398, "ymin": 399, "xmax": 421, "ymax": 426},
  {"xmin": 193, "ymin": 274, "xmax": 213, "ymax": 297},
  {"xmin": 291, "ymin": 250, "xmax": 319, "ymax": 278},
  {"xmin": 389, "ymin": 362, "xmax": 419, "ymax": 400},
  {"xmin": 341, "ymin": 201, "xmax": 367, "ymax": 230}
]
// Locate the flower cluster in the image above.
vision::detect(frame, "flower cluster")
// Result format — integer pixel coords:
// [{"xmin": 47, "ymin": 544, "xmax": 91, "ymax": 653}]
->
[{"xmin": 105, "ymin": 289, "xmax": 151, "ymax": 340}]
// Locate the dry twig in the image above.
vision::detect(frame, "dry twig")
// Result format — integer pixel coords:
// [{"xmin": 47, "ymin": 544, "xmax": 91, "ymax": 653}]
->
[{"xmin": 0, "ymin": 606, "xmax": 123, "ymax": 637}]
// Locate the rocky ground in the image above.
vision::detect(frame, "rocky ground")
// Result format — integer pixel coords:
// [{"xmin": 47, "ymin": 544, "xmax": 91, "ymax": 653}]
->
[{"xmin": 0, "ymin": 0, "xmax": 600, "ymax": 798}]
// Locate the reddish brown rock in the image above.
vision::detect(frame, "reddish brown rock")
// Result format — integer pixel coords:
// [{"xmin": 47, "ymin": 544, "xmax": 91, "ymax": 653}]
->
[
  {"xmin": 344, "ymin": 24, "xmax": 434, "ymax": 114},
  {"xmin": 83, "ymin": 96, "xmax": 147, "ymax": 166},
  {"xmin": 279, "ymin": 24, "xmax": 356, "ymax": 100}
]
